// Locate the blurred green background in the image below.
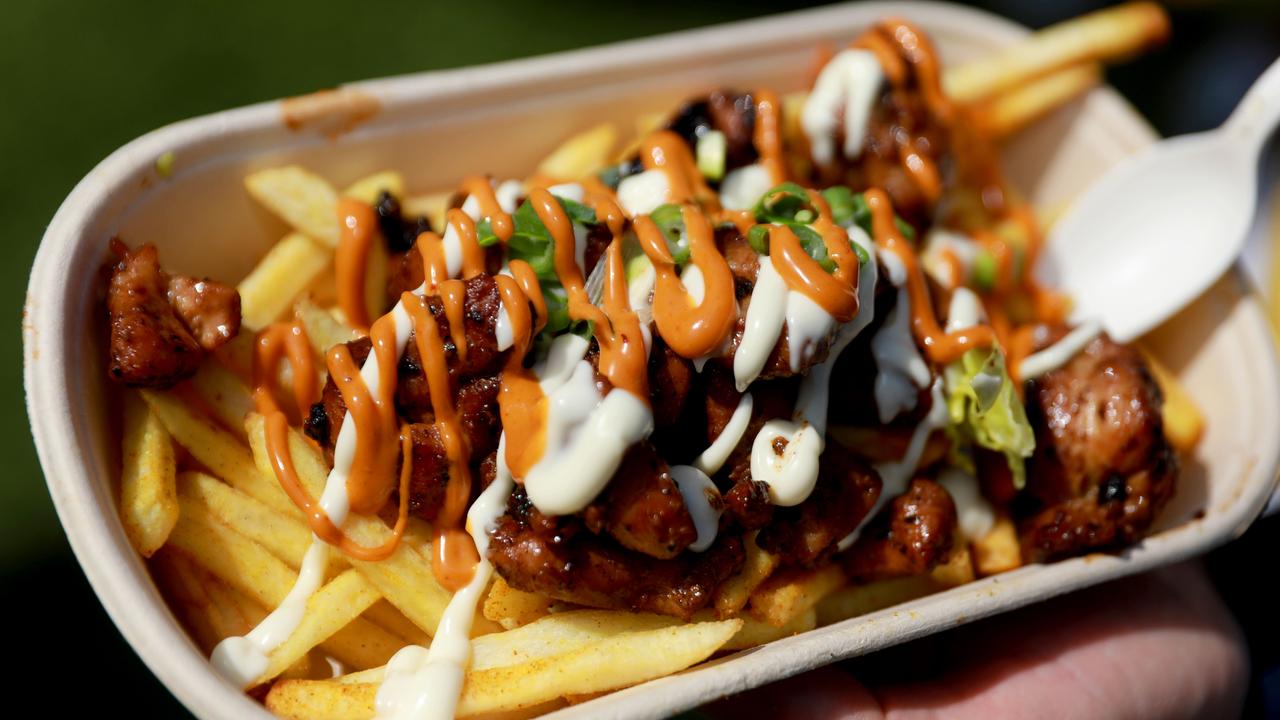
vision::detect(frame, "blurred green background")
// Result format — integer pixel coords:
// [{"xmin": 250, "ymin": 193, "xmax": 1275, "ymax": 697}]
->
[{"xmin": 6, "ymin": 0, "xmax": 1280, "ymax": 716}]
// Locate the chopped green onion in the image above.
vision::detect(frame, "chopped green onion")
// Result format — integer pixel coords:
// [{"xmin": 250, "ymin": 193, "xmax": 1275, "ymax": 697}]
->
[
  {"xmin": 155, "ymin": 151, "xmax": 176, "ymax": 178},
  {"xmin": 696, "ymin": 130, "xmax": 727, "ymax": 182},
  {"xmin": 972, "ymin": 250, "xmax": 997, "ymax": 292}
]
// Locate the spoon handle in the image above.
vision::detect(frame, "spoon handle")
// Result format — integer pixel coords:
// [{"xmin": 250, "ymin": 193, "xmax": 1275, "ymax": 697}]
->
[{"xmin": 1223, "ymin": 55, "xmax": 1280, "ymax": 157}]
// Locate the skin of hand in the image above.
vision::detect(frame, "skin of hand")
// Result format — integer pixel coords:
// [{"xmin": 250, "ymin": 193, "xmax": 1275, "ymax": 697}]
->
[{"xmin": 710, "ymin": 560, "xmax": 1247, "ymax": 719}]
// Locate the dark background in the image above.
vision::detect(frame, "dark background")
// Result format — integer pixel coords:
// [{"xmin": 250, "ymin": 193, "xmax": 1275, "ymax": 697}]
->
[{"xmin": 6, "ymin": 1, "xmax": 1279, "ymax": 717}]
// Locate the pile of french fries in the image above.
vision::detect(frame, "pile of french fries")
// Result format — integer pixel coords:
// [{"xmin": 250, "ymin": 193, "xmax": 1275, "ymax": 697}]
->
[{"xmin": 113, "ymin": 4, "xmax": 1198, "ymax": 718}]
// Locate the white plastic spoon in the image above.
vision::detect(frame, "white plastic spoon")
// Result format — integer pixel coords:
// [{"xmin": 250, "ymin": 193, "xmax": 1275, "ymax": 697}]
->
[{"xmin": 1039, "ymin": 57, "xmax": 1280, "ymax": 342}]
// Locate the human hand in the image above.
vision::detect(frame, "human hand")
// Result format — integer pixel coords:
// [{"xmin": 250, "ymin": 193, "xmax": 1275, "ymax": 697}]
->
[{"xmin": 708, "ymin": 561, "xmax": 1246, "ymax": 719}]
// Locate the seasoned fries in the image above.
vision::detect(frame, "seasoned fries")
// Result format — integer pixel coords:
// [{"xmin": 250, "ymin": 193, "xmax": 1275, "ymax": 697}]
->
[
  {"xmin": 119, "ymin": 392, "xmax": 178, "ymax": 557},
  {"xmin": 93, "ymin": 6, "xmax": 1197, "ymax": 719}
]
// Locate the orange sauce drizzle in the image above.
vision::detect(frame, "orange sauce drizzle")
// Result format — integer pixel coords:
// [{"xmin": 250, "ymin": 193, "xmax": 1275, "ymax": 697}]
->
[
  {"xmin": 439, "ymin": 279, "xmax": 469, "ymax": 362},
  {"xmin": 768, "ymin": 223, "xmax": 860, "ymax": 321},
  {"xmin": 866, "ymin": 188, "xmax": 995, "ymax": 364},
  {"xmin": 402, "ymin": 291, "xmax": 480, "ymax": 591},
  {"xmin": 459, "ymin": 176, "xmax": 514, "ymax": 243},
  {"xmin": 336, "ymin": 197, "xmax": 378, "ymax": 331},
  {"xmin": 327, "ymin": 314, "xmax": 402, "ymax": 515},
  {"xmin": 255, "ymin": 320, "xmax": 409, "ymax": 562},
  {"xmin": 753, "ymin": 89, "xmax": 785, "ymax": 185},
  {"xmin": 634, "ymin": 205, "xmax": 737, "ymax": 359},
  {"xmin": 639, "ymin": 130, "xmax": 716, "ymax": 208}
]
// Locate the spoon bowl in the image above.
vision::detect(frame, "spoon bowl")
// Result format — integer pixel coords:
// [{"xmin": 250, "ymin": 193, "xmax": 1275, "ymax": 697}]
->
[{"xmin": 1040, "ymin": 56, "xmax": 1280, "ymax": 342}]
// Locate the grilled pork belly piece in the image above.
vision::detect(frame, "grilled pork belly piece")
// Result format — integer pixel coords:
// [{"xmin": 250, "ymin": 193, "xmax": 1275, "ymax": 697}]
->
[
  {"xmin": 1019, "ymin": 332, "xmax": 1177, "ymax": 562},
  {"xmin": 843, "ymin": 477, "xmax": 957, "ymax": 581},
  {"xmin": 583, "ymin": 443, "xmax": 698, "ymax": 560},
  {"xmin": 488, "ymin": 487, "xmax": 744, "ymax": 620},
  {"xmin": 106, "ymin": 241, "xmax": 241, "ymax": 388}
]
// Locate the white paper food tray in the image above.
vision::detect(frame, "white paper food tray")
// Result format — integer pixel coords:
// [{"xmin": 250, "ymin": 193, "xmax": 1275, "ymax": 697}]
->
[{"xmin": 23, "ymin": 2, "xmax": 1280, "ymax": 718}]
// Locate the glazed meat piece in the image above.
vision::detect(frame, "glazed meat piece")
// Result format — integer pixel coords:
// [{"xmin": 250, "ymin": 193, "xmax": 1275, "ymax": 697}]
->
[
  {"xmin": 489, "ymin": 489, "xmax": 744, "ymax": 619},
  {"xmin": 374, "ymin": 190, "xmax": 433, "ymax": 254},
  {"xmin": 648, "ymin": 336, "xmax": 695, "ymax": 429},
  {"xmin": 843, "ymin": 478, "xmax": 957, "ymax": 582},
  {"xmin": 584, "ymin": 443, "xmax": 697, "ymax": 559},
  {"xmin": 757, "ymin": 443, "xmax": 882, "ymax": 567},
  {"xmin": 1019, "ymin": 331, "xmax": 1177, "ymax": 562},
  {"xmin": 665, "ymin": 90, "xmax": 758, "ymax": 173},
  {"xmin": 705, "ymin": 370, "xmax": 796, "ymax": 530},
  {"xmin": 106, "ymin": 241, "xmax": 241, "ymax": 388},
  {"xmin": 386, "ymin": 242, "xmax": 505, "ymax": 306}
]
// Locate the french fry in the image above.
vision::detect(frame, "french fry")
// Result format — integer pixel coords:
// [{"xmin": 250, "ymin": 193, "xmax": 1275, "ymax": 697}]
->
[
  {"xmin": 119, "ymin": 392, "xmax": 179, "ymax": 557},
  {"xmin": 244, "ymin": 413, "xmax": 478, "ymax": 637},
  {"xmin": 1138, "ymin": 347, "xmax": 1205, "ymax": 454},
  {"xmin": 254, "ymin": 568, "xmax": 384, "ymax": 686},
  {"xmin": 178, "ymin": 471, "xmax": 317, "ymax": 574},
  {"xmin": 471, "ymin": 610, "xmax": 677, "ymax": 671},
  {"xmin": 482, "ymin": 576, "xmax": 554, "ymax": 630},
  {"xmin": 747, "ymin": 564, "xmax": 845, "ymax": 628},
  {"xmin": 246, "ymin": 166, "xmax": 340, "ymax": 246},
  {"xmin": 693, "ymin": 607, "xmax": 817, "ymax": 651},
  {"xmin": 613, "ymin": 111, "xmax": 667, "ymax": 163},
  {"xmin": 401, "ymin": 191, "xmax": 452, "ymax": 233},
  {"xmin": 141, "ymin": 390, "xmax": 300, "ymax": 520},
  {"xmin": 237, "ymin": 232, "xmax": 334, "ymax": 331},
  {"xmin": 363, "ymin": 600, "xmax": 432, "ymax": 648},
  {"xmin": 976, "ymin": 63, "xmax": 1101, "ymax": 139},
  {"xmin": 943, "ymin": 2, "xmax": 1170, "ymax": 103},
  {"xmin": 294, "ymin": 296, "xmax": 359, "ymax": 357},
  {"xmin": 973, "ymin": 514, "xmax": 1022, "ymax": 576},
  {"xmin": 714, "ymin": 531, "xmax": 779, "ymax": 617},
  {"xmin": 815, "ymin": 547, "xmax": 976, "ymax": 625},
  {"xmin": 536, "ymin": 123, "xmax": 617, "ymax": 181},
  {"xmin": 214, "ymin": 331, "xmax": 256, "ymax": 380},
  {"xmin": 167, "ymin": 504, "xmax": 403, "ymax": 672},
  {"xmin": 266, "ymin": 617, "xmax": 742, "ymax": 719},
  {"xmin": 343, "ymin": 171, "xmax": 405, "ymax": 205},
  {"xmin": 188, "ymin": 361, "xmax": 254, "ymax": 438},
  {"xmin": 152, "ymin": 549, "xmax": 244, "ymax": 653}
]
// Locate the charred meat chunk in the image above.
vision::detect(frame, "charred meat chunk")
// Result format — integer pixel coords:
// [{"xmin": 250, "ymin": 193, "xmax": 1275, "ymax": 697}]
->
[
  {"xmin": 374, "ymin": 190, "xmax": 432, "ymax": 254},
  {"xmin": 1019, "ymin": 332, "xmax": 1177, "ymax": 562},
  {"xmin": 757, "ymin": 443, "xmax": 882, "ymax": 567},
  {"xmin": 843, "ymin": 478, "xmax": 957, "ymax": 582},
  {"xmin": 584, "ymin": 443, "xmax": 697, "ymax": 559},
  {"xmin": 489, "ymin": 489, "xmax": 744, "ymax": 619},
  {"xmin": 106, "ymin": 241, "xmax": 241, "ymax": 388}
]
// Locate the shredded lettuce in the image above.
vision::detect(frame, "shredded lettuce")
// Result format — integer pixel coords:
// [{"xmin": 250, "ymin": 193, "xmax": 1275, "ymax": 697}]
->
[{"xmin": 943, "ymin": 345, "xmax": 1035, "ymax": 489}]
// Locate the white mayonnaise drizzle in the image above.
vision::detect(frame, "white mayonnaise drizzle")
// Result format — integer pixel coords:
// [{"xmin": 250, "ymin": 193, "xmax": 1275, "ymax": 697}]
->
[
  {"xmin": 734, "ymin": 255, "xmax": 788, "ymax": 391},
  {"xmin": 870, "ymin": 248, "xmax": 929, "ymax": 423},
  {"xmin": 617, "ymin": 170, "xmax": 671, "ymax": 216},
  {"xmin": 693, "ymin": 392, "xmax": 754, "ymax": 476},
  {"xmin": 670, "ymin": 465, "xmax": 723, "ymax": 552},
  {"xmin": 785, "ymin": 290, "xmax": 836, "ymax": 373},
  {"xmin": 920, "ymin": 228, "xmax": 980, "ymax": 289},
  {"xmin": 946, "ymin": 287, "xmax": 986, "ymax": 333},
  {"xmin": 838, "ymin": 377, "xmax": 949, "ymax": 551},
  {"xmin": 719, "ymin": 164, "xmax": 774, "ymax": 210},
  {"xmin": 937, "ymin": 466, "xmax": 995, "ymax": 542},
  {"xmin": 802, "ymin": 49, "xmax": 885, "ymax": 166},
  {"xmin": 1018, "ymin": 319, "xmax": 1103, "ymax": 380},
  {"xmin": 520, "ymin": 336, "xmax": 654, "ymax": 518},
  {"xmin": 750, "ymin": 226, "xmax": 879, "ymax": 509},
  {"xmin": 375, "ymin": 436, "xmax": 516, "ymax": 720},
  {"xmin": 212, "ymin": 297, "xmax": 419, "ymax": 686}
]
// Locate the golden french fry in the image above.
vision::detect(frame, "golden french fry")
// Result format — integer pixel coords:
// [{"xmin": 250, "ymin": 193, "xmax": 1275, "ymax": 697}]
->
[
  {"xmin": 719, "ymin": 607, "xmax": 816, "ymax": 651},
  {"xmin": 266, "ymin": 617, "xmax": 742, "ymax": 719},
  {"xmin": 189, "ymin": 361, "xmax": 255, "ymax": 439},
  {"xmin": 536, "ymin": 123, "xmax": 618, "ymax": 181},
  {"xmin": 254, "ymin": 569, "xmax": 384, "ymax": 686},
  {"xmin": 141, "ymin": 390, "xmax": 300, "ymax": 520},
  {"xmin": 977, "ymin": 63, "xmax": 1101, "ymax": 139},
  {"xmin": 401, "ymin": 191, "xmax": 452, "ymax": 233},
  {"xmin": 815, "ymin": 547, "xmax": 974, "ymax": 626},
  {"xmin": 1137, "ymin": 347, "xmax": 1206, "ymax": 454},
  {"xmin": 246, "ymin": 166, "xmax": 340, "ymax": 246},
  {"xmin": 931, "ymin": 541, "xmax": 977, "ymax": 588},
  {"xmin": 714, "ymin": 531, "xmax": 779, "ymax": 617},
  {"xmin": 482, "ymin": 576, "xmax": 554, "ymax": 630},
  {"xmin": 973, "ymin": 514, "xmax": 1022, "ymax": 577},
  {"xmin": 747, "ymin": 563, "xmax": 845, "ymax": 628},
  {"xmin": 119, "ymin": 392, "xmax": 179, "ymax": 557},
  {"xmin": 178, "ymin": 471, "xmax": 317, "ymax": 574},
  {"xmin": 244, "ymin": 413, "xmax": 476, "ymax": 637},
  {"xmin": 471, "ymin": 610, "xmax": 678, "ymax": 671},
  {"xmin": 151, "ymin": 549, "xmax": 240, "ymax": 653},
  {"xmin": 363, "ymin": 600, "xmax": 432, "ymax": 648},
  {"xmin": 238, "ymin": 232, "xmax": 334, "ymax": 331},
  {"xmin": 214, "ymin": 331, "xmax": 256, "ymax": 379},
  {"xmin": 943, "ymin": 2, "xmax": 1170, "ymax": 102},
  {"xmin": 294, "ymin": 296, "xmax": 359, "ymax": 357},
  {"xmin": 613, "ymin": 111, "xmax": 667, "ymax": 163},
  {"xmin": 343, "ymin": 171, "xmax": 405, "ymax": 205}
]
